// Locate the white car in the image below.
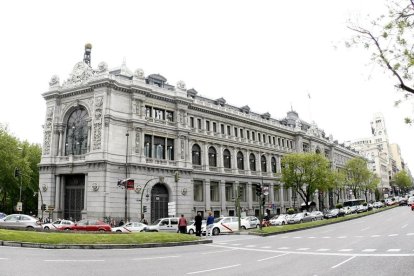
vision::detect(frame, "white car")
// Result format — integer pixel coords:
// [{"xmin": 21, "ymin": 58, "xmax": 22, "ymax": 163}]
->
[
  {"xmin": 187, "ymin": 220, "xmax": 207, "ymax": 234},
  {"xmin": 241, "ymin": 216, "xmax": 260, "ymax": 229},
  {"xmin": 111, "ymin": 221, "xmax": 148, "ymax": 233},
  {"xmin": 269, "ymin": 214, "xmax": 288, "ymax": 226},
  {"xmin": 211, "ymin": 216, "xmax": 240, "ymax": 235},
  {"xmin": 0, "ymin": 214, "xmax": 42, "ymax": 229},
  {"xmin": 42, "ymin": 219, "xmax": 74, "ymax": 230}
]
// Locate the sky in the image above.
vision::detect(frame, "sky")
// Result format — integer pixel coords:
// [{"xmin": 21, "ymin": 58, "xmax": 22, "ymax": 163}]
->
[{"xmin": 0, "ymin": 0, "xmax": 413, "ymax": 171}]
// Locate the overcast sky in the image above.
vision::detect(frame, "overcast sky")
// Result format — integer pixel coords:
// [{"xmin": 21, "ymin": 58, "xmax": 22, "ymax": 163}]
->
[{"xmin": 1, "ymin": 0, "xmax": 413, "ymax": 171}]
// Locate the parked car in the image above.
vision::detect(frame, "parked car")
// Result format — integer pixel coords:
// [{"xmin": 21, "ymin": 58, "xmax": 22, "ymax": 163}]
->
[
  {"xmin": 111, "ymin": 221, "xmax": 148, "ymax": 233},
  {"xmin": 241, "ymin": 216, "xmax": 260, "ymax": 229},
  {"xmin": 42, "ymin": 219, "xmax": 74, "ymax": 230},
  {"xmin": 349, "ymin": 206, "xmax": 358, "ymax": 213},
  {"xmin": 356, "ymin": 204, "xmax": 368, "ymax": 213},
  {"xmin": 288, "ymin": 212, "xmax": 314, "ymax": 224},
  {"xmin": 411, "ymin": 204, "xmax": 414, "ymax": 211},
  {"xmin": 407, "ymin": 196, "xmax": 414, "ymax": 206},
  {"xmin": 310, "ymin": 211, "xmax": 324, "ymax": 220},
  {"xmin": 0, "ymin": 214, "xmax": 42, "ymax": 229},
  {"xmin": 373, "ymin": 201, "xmax": 384, "ymax": 208},
  {"xmin": 58, "ymin": 219, "xmax": 111, "ymax": 232},
  {"xmin": 210, "ymin": 216, "xmax": 239, "ymax": 235},
  {"xmin": 187, "ymin": 220, "xmax": 206, "ymax": 235},
  {"xmin": 0, "ymin": 212, "xmax": 6, "ymax": 219},
  {"xmin": 147, "ymin": 217, "xmax": 179, "ymax": 232},
  {"xmin": 324, "ymin": 209, "xmax": 339, "ymax": 219},
  {"xmin": 339, "ymin": 207, "xmax": 352, "ymax": 216},
  {"xmin": 269, "ymin": 214, "xmax": 288, "ymax": 226}
]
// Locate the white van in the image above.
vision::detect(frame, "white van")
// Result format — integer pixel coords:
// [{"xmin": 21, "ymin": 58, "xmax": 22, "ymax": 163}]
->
[{"xmin": 147, "ymin": 217, "xmax": 179, "ymax": 232}]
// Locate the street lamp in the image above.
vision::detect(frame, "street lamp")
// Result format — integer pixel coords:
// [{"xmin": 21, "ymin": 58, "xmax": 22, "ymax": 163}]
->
[{"xmin": 124, "ymin": 131, "xmax": 129, "ymax": 223}]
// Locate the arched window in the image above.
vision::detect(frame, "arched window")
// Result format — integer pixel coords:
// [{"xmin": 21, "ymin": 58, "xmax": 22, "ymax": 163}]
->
[
  {"xmin": 261, "ymin": 155, "xmax": 267, "ymax": 172},
  {"xmin": 249, "ymin": 153, "xmax": 256, "ymax": 171},
  {"xmin": 208, "ymin": 146, "xmax": 217, "ymax": 167},
  {"xmin": 192, "ymin": 144, "xmax": 201, "ymax": 165},
  {"xmin": 223, "ymin": 149, "xmax": 231, "ymax": 169},
  {"xmin": 271, "ymin": 157, "xmax": 277, "ymax": 173},
  {"xmin": 65, "ymin": 107, "xmax": 88, "ymax": 156},
  {"xmin": 237, "ymin": 151, "xmax": 244, "ymax": 170}
]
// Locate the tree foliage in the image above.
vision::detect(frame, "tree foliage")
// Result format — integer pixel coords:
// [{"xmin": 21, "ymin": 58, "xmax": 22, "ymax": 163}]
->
[
  {"xmin": 392, "ymin": 170, "xmax": 413, "ymax": 192},
  {"xmin": 0, "ymin": 124, "xmax": 41, "ymax": 214},
  {"xmin": 281, "ymin": 153, "xmax": 331, "ymax": 211},
  {"xmin": 344, "ymin": 157, "xmax": 373, "ymax": 199},
  {"xmin": 347, "ymin": 0, "xmax": 414, "ymax": 124}
]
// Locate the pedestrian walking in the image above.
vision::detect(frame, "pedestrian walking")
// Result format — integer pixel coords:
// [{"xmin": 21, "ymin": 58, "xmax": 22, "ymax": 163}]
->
[
  {"xmin": 178, "ymin": 214, "xmax": 188, "ymax": 234},
  {"xmin": 194, "ymin": 212, "xmax": 202, "ymax": 237},
  {"xmin": 206, "ymin": 211, "xmax": 214, "ymax": 237}
]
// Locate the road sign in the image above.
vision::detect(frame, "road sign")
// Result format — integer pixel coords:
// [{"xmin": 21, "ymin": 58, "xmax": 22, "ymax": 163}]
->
[
  {"xmin": 263, "ymin": 186, "xmax": 269, "ymax": 196},
  {"xmin": 168, "ymin": 202, "xmax": 176, "ymax": 216},
  {"xmin": 16, "ymin": 202, "xmax": 22, "ymax": 212}
]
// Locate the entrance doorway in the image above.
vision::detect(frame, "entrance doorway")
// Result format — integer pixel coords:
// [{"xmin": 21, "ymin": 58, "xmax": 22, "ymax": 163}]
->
[
  {"xmin": 150, "ymin": 183, "xmax": 169, "ymax": 223},
  {"xmin": 64, "ymin": 175, "xmax": 84, "ymax": 221}
]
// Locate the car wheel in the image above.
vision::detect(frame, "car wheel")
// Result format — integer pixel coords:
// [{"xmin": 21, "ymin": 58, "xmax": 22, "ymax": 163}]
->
[
  {"xmin": 189, "ymin": 229, "xmax": 194, "ymax": 234},
  {"xmin": 64, "ymin": 228, "xmax": 71, "ymax": 231},
  {"xmin": 256, "ymin": 224, "xmax": 260, "ymax": 228},
  {"xmin": 212, "ymin": 227, "xmax": 220, "ymax": 236},
  {"xmin": 241, "ymin": 226, "xmax": 246, "ymax": 230},
  {"xmin": 299, "ymin": 220, "xmax": 303, "ymax": 223},
  {"xmin": 99, "ymin": 229, "xmax": 105, "ymax": 232},
  {"xmin": 282, "ymin": 221, "xmax": 285, "ymax": 225},
  {"xmin": 26, "ymin": 226, "xmax": 34, "ymax": 230},
  {"xmin": 44, "ymin": 226, "xmax": 50, "ymax": 230},
  {"xmin": 116, "ymin": 230, "xmax": 122, "ymax": 233}
]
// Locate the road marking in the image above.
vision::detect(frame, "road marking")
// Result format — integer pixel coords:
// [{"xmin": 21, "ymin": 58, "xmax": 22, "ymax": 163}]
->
[
  {"xmin": 362, "ymin": 249, "xmax": 377, "ymax": 252},
  {"xmin": 354, "ymin": 235, "xmax": 364, "ymax": 238},
  {"xmin": 0, "ymin": 258, "xmax": 8, "ymax": 260},
  {"xmin": 388, "ymin": 234, "xmax": 398, "ymax": 237},
  {"xmin": 231, "ymin": 244, "xmax": 241, "ymax": 246},
  {"xmin": 316, "ymin": 249, "xmax": 330, "ymax": 252},
  {"xmin": 257, "ymin": 253, "xmax": 289, "ymax": 262},
  {"xmin": 132, "ymin": 255, "xmax": 180, "ymax": 260},
  {"xmin": 360, "ymin": 227, "xmax": 370, "ymax": 231},
  {"xmin": 338, "ymin": 249, "xmax": 353, "ymax": 252},
  {"xmin": 293, "ymin": 236, "xmax": 302, "ymax": 239},
  {"xmin": 245, "ymin": 245, "xmax": 256, "ymax": 248},
  {"xmin": 308, "ymin": 236, "xmax": 316, "ymax": 239},
  {"xmin": 201, "ymin": 249, "xmax": 237, "ymax": 255},
  {"xmin": 187, "ymin": 264, "xmax": 240, "ymax": 274},
  {"xmin": 402, "ymin": 224, "xmax": 408, "ymax": 229},
  {"xmin": 297, "ymin": 248, "xmax": 310, "ymax": 251},
  {"xmin": 278, "ymin": 247, "xmax": 289, "ymax": 250},
  {"xmin": 331, "ymin": 256, "xmax": 356, "ymax": 269},
  {"xmin": 44, "ymin": 260, "xmax": 104, "ymax": 262},
  {"xmin": 261, "ymin": 246, "xmax": 271, "ymax": 249},
  {"xmin": 387, "ymin": 249, "xmax": 401, "ymax": 252},
  {"xmin": 407, "ymin": 233, "xmax": 414, "ymax": 236},
  {"xmin": 322, "ymin": 236, "xmax": 331, "ymax": 239},
  {"xmin": 371, "ymin": 235, "xmax": 381, "ymax": 238},
  {"xmin": 337, "ymin": 236, "xmax": 347, "ymax": 239}
]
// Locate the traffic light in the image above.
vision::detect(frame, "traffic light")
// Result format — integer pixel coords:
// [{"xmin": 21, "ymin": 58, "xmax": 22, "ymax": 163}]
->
[
  {"xmin": 14, "ymin": 168, "xmax": 21, "ymax": 178},
  {"xmin": 143, "ymin": 206, "xmax": 147, "ymax": 213},
  {"xmin": 41, "ymin": 204, "xmax": 46, "ymax": 211},
  {"xmin": 238, "ymin": 187, "xmax": 243, "ymax": 199},
  {"xmin": 255, "ymin": 185, "xmax": 262, "ymax": 196},
  {"xmin": 262, "ymin": 196, "xmax": 265, "ymax": 206},
  {"xmin": 174, "ymin": 171, "xmax": 180, "ymax": 182}
]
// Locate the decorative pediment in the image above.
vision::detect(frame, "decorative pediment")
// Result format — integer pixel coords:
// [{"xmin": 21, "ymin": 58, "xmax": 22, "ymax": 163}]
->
[
  {"xmin": 62, "ymin": 61, "xmax": 94, "ymax": 88},
  {"xmin": 215, "ymin": 97, "xmax": 226, "ymax": 106},
  {"xmin": 261, "ymin": 112, "xmax": 271, "ymax": 120},
  {"xmin": 187, "ymin": 88, "xmax": 198, "ymax": 98},
  {"xmin": 240, "ymin": 105, "xmax": 250, "ymax": 113}
]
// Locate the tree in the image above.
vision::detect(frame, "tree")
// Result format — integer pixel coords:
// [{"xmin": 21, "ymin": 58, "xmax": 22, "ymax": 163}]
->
[
  {"xmin": 361, "ymin": 172, "xmax": 380, "ymax": 202},
  {"xmin": 281, "ymin": 153, "xmax": 331, "ymax": 211},
  {"xmin": 344, "ymin": 157, "xmax": 371, "ymax": 199},
  {"xmin": 392, "ymin": 170, "xmax": 413, "ymax": 193},
  {"xmin": 347, "ymin": 0, "xmax": 414, "ymax": 124},
  {"xmin": 329, "ymin": 170, "xmax": 347, "ymax": 203}
]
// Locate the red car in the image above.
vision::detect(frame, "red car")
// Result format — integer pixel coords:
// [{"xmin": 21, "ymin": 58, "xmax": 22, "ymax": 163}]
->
[
  {"xmin": 411, "ymin": 204, "xmax": 414, "ymax": 211},
  {"xmin": 58, "ymin": 219, "xmax": 111, "ymax": 232}
]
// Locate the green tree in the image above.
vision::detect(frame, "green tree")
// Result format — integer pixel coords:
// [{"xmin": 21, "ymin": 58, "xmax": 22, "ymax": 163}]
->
[
  {"xmin": 361, "ymin": 172, "xmax": 380, "ymax": 202},
  {"xmin": 393, "ymin": 170, "xmax": 413, "ymax": 193},
  {"xmin": 347, "ymin": 0, "xmax": 414, "ymax": 124},
  {"xmin": 329, "ymin": 170, "xmax": 347, "ymax": 203},
  {"xmin": 344, "ymin": 157, "xmax": 371, "ymax": 199},
  {"xmin": 281, "ymin": 153, "xmax": 331, "ymax": 211}
]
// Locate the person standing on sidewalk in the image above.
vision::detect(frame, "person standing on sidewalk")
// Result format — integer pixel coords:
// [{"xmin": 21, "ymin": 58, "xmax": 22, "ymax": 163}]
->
[
  {"xmin": 206, "ymin": 211, "xmax": 214, "ymax": 236},
  {"xmin": 178, "ymin": 214, "xmax": 188, "ymax": 234},
  {"xmin": 194, "ymin": 212, "xmax": 203, "ymax": 237}
]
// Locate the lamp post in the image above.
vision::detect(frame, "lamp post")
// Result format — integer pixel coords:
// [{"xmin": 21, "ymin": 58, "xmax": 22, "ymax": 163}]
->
[
  {"xmin": 124, "ymin": 132, "xmax": 129, "ymax": 223},
  {"xmin": 140, "ymin": 177, "xmax": 161, "ymax": 219}
]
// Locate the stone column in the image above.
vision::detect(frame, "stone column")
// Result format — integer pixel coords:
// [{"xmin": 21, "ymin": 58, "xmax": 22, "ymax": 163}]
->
[
  {"xmin": 279, "ymin": 184, "xmax": 285, "ymax": 209},
  {"xmin": 232, "ymin": 147, "xmax": 238, "ymax": 173},
  {"xmin": 205, "ymin": 179, "xmax": 211, "ymax": 211},
  {"xmin": 277, "ymin": 155, "xmax": 282, "ymax": 173},
  {"xmin": 220, "ymin": 180, "xmax": 226, "ymax": 215},
  {"xmin": 58, "ymin": 130, "xmax": 63, "ymax": 156},
  {"xmin": 203, "ymin": 143, "xmax": 209, "ymax": 171},
  {"xmin": 244, "ymin": 149, "xmax": 249, "ymax": 175},
  {"xmin": 269, "ymin": 182, "xmax": 275, "ymax": 205},
  {"xmin": 218, "ymin": 145, "xmax": 224, "ymax": 173},
  {"xmin": 247, "ymin": 182, "xmax": 253, "ymax": 211},
  {"xmin": 55, "ymin": 175, "xmax": 61, "ymax": 211}
]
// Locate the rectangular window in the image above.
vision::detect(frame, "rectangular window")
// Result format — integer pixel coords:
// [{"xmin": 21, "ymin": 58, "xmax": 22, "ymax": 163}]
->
[
  {"xmin": 247, "ymin": 130, "xmax": 250, "ymax": 140},
  {"xmin": 144, "ymin": 135, "xmax": 152, "ymax": 157},
  {"xmin": 225, "ymin": 183, "xmax": 233, "ymax": 201},
  {"xmin": 227, "ymin": 125, "xmax": 231, "ymax": 135},
  {"xmin": 210, "ymin": 181, "xmax": 219, "ymax": 202},
  {"xmin": 258, "ymin": 133, "xmax": 261, "ymax": 142},
  {"xmin": 234, "ymin": 127, "xmax": 238, "ymax": 137},
  {"xmin": 145, "ymin": 106, "xmax": 152, "ymax": 118},
  {"xmin": 263, "ymin": 134, "xmax": 266, "ymax": 143},
  {"xmin": 206, "ymin": 120, "xmax": 210, "ymax": 131},
  {"xmin": 268, "ymin": 136, "xmax": 271, "ymax": 144},
  {"xmin": 252, "ymin": 131, "xmax": 255, "ymax": 141},
  {"xmin": 283, "ymin": 188, "xmax": 289, "ymax": 202},
  {"xmin": 239, "ymin": 184, "xmax": 246, "ymax": 202},
  {"xmin": 274, "ymin": 186, "xmax": 280, "ymax": 202},
  {"xmin": 213, "ymin": 122, "xmax": 217, "ymax": 132},
  {"xmin": 282, "ymin": 139, "xmax": 285, "ymax": 147},
  {"xmin": 278, "ymin": 137, "xmax": 281, "ymax": 146},
  {"xmin": 273, "ymin": 137, "xmax": 276, "ymax": 145},
  {"xmin": 166, "ymin": 111, "xmax": 174, "ymax": 122},
  {"xmin": 240, "ymin": 129, "xmax": 244, "ymax": 138},
  {"xmin": 194, "ymin": 180, "xmax": 204, "ymax": 202},
  {"xmin": 154, "ymin": 136, "xmax": 165, "ymax": 159},
  {"xmin": 221, "ymin": 124, "xmax": 225, "ymax": 134},
  {"xmin": 154, "ymin": 108, "xmax": 164, "ymax": 120},
  {"xmin": 190, "ymin": 117, "xmax": 195, "ymax": 128},
  {"xmin": 252, "ymin": 185, "xmax": 259, "ymax": 201},
  {"xmin": 167, "ymin": 138, "xmax": 174, "ymax": 160},
  {"xmin": 197, "ymin": 118, "xmax": 202, "ymax": 129}
]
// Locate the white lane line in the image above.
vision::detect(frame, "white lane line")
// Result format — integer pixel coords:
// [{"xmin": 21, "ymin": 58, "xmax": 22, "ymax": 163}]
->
[
  {"xmin": 297, "ymin": 248, "xmax": 310, "ymax": 251},
  {"xmin": 360, "ymin": 227, "xmax": 370, "ymax": 231},
  {"xmin": 371, "ymin": 235, "xmax": 381, "ymax": 238},
  {"xmin": 337, "ymin": 236, "xmax": 347, "ymax": 239},
  {"xmin": 407, "ymin": 233, "xmax": 414, "ymax": 236},
  {"xmin": 322, "ymin": 236, "xmax": 331, "ymax": 239},
  {"xmin": 257, "ymin": 253, "xmax": 289, "ymax": 262},
  {"xmin": 132, "ymin": 255, "xmax": 180, "ymax": 260},
  {"xmin": 187, "ymin": 264, "xmax": 240, "ymax": 275},
  {"xmin": 316, "ymin": 249, "xmax": 330, "ymax": 252},
  {"xmin": 331, "ymin": 256, "xmax": 356, "ymax": 269},
  {"xmin": 261, "ymin": 246, "xmax": 271, "ymax": 249},
  {"xmin": 201, "ymin": 249, "xmax": 237, "ymax": 255},
  {"xmin": 338, "ymin": 249, "xmax": 353, "ymax": 252},
  {"xmin": 387, "ymin": 249, "xmax": 401, "ymax": 252},
  {"xmin": 278, "ymin": 247, "xmax": 289, "ymax": 250},
  {"xmin": 231, "ymin": 244, "xmax": 241, "ymax": 246},
  {"xmin": 401, "ymin": 224, "xmax": 408, "ymax": 229},
  {"xmin": 388, "ymin": 234, "xmax": 398, "ymax": 237},
  {"xmin": 0, "ymin": 258, "xmax": 9, "ymax": 260},
  {"xmin": 44, "ymin": 260, "xmax": 104, "ymax": 262},
  {"xmin": 245, "ymin": 245, "xmax": 256, "ymax": 248},
  {"xmin": 308, "ymin": 237, "xmax": 316, "ymax": 239},
  {"xmin": 362, "ymin": 249, "xmax": 377, "ymax": 252},
  {"xmin": 354, "ymin": 235, "xmax": 365, "ymax": 238},
  {"xmin": 293, "ymin": 236, "xmax": 302, "ymax": 239}
]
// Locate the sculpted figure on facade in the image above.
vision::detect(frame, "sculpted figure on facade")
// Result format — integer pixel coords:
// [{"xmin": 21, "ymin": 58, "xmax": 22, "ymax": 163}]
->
[
  {"xmin": 134, "ymin": 68, "xmax": 145, "ymax": 79},
  {"xmin": 64, "ymin": 61, "xmax": 94, "ymax": 88},
  {"xmin": 176, "ymin": 80, "xmax": 186, "ymax": 90},
  {"xmin": 135, "ymin": 129, "xmax": 140, "ymax": 154},
  {"xmin": 43, "ymin": 107, "xmax": 54, "ymax": 155},
  {"xmin": 93, "ymin": 96, "xmax": 103, "ymax": 150},
  {"xmin": 97, "ymin": 61, "xmax": 108, "ymax": 73},
  {"xmin": 49, "ymin": 75, "xmax": 60, "ymax": 87},
  {"xmin": 295, "ymin": 119, "xmax": 302, "ymax": 131}
]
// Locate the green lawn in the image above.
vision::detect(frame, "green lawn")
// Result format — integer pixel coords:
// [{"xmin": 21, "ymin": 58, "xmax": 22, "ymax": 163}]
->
[
  {"xmin": 0, "ymin": 230, "xmax": 199, "ymax": 245},
  {"xmin": 253, "ymin": 206, "xmax": 398, "ymax": 235}
]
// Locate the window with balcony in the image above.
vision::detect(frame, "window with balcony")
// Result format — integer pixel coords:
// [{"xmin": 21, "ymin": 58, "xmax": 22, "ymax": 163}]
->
[
  {"xmin": 234, "ymin": 127, "xmax": 238, "ymax": 137},
  {"xmin": 206, "ymin": 120, "xmax": 210, "ymax": 131},
  {"xmin": 225, "ymin": 183, "xmax": 233, "ymax": 201},
  {"xmin": 154, "ymin": 136, "xmax": 165, "ymax": 159},
  {"xmin": 271, "ymin": 157, "xmax": 277, "ymax": 173},
  {"xmin": 213, "ymin": 122, "xmax": 217, "ymax": 132},
  {"xmin": 166, "ymin": 111, "xmax": 174, "ymax": 122},
  {"xmin": 154, "ymin": 108, "xmax": 164, "ymax": 120},
  {"xmin": 197, "ymin": 118, "xmax": 202, "ymax": 129},
  {"xmin": 144, "ymin": 135, "xmax": 152, "ymax": 157},
  {"xmin": 65, "ymin": 107, "xmax": 88, "ymax": 156},
  {"xmin": 190, "ymin": 117, "xmax": 195, "ymax": 128}
]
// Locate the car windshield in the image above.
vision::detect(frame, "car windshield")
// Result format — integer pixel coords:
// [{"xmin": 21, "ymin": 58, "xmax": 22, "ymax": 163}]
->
[{"xmin": 152, "ymin": 219, "xmax": 162, "ymax": 225}]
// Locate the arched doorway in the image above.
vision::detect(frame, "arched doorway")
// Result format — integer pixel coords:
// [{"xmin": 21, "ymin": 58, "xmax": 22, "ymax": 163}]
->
[
  {"xmin": 150, "ymin": 183, "xmax": 169, "ymax": 223},
  {"xmin": 64, "ymin": 175, "xmax": 85, "ymax": 221}
]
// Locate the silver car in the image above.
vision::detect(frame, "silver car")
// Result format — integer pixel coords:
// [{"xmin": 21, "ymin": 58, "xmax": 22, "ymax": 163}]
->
[{"xmin": 0, "ymin": 214, "xmax": 42, "ymax": 229}]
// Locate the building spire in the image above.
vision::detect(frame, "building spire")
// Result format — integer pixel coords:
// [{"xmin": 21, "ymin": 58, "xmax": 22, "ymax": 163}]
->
[{"xmin": 83, "ymin": 43, "xmax": 92, "ymax": 66}]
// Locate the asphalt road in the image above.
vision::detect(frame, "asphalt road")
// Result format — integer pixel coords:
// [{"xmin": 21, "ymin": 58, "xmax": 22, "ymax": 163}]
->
[{"xmin": 1, "ymin": 206, "xmax": 414, "ymax": 276}]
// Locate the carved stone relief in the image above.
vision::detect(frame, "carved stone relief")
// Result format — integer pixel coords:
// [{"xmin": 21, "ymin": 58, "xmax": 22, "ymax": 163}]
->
[
  {"xmin": 93, "ymin": 96, "xmax": 103, "ymax": 150},
  {"xmin": 43, "ymin": 107, "xmax": 54, "ymax": 155},
  {"xmin": 135, "ymin": 129, "xmax": 140, "ymax": 154}
]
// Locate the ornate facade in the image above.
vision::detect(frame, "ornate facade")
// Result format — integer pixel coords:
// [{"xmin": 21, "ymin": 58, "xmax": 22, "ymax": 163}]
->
[{"xmin": 39, "ymin": 47, "xmax": 360, "ymax": 222}]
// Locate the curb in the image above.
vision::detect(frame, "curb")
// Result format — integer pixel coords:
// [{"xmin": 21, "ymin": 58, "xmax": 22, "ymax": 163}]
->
[{"xmin": 0, "ymin": 238, "xmax": 212, "ymax": 250}]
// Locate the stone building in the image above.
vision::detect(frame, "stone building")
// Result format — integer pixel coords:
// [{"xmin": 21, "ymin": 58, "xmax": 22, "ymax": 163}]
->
[{"xmin": 39, "ymin": 45, "xmax": 360, "ymax": 223}]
